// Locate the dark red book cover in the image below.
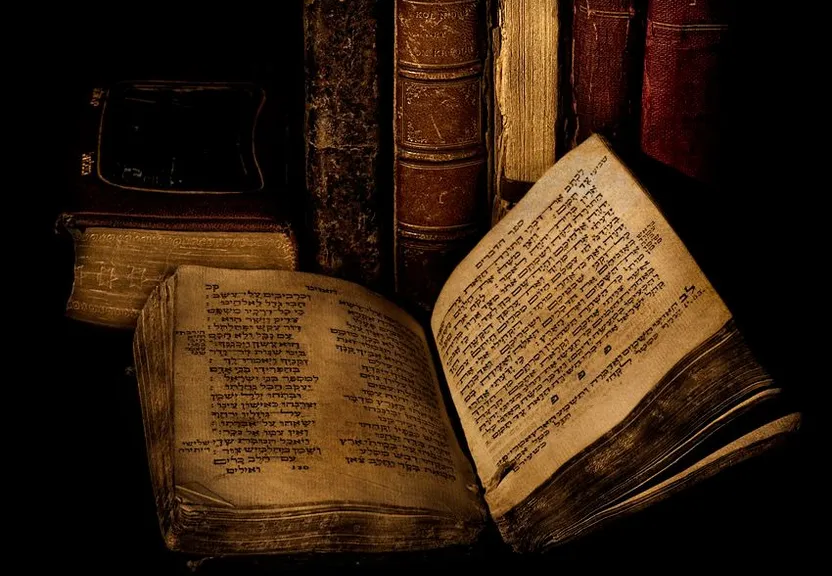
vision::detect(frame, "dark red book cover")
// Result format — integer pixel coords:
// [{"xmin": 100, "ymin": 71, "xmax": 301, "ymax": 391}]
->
[
  {"xmin": 641, "ymin": 0, "xmax": 732, "ymax": 182},
  {"xmin": 571, "ymin": 0, "xmax": 645, "ymax": 148}
]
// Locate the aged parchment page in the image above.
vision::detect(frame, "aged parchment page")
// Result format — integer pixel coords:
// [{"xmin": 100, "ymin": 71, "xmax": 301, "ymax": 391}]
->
[
  {"xmin": 431, "ymin": 135, "xmax": 732, "ymax": 517},
  {"xmin": 172, "ymin": 266, "xmax": 483, "ymax": 522}
]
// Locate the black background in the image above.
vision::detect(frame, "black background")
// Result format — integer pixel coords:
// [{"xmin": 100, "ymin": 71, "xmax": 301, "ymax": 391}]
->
[{"xmin": 32, "ymin": 3, "xmax": 818, "ymax": 573}]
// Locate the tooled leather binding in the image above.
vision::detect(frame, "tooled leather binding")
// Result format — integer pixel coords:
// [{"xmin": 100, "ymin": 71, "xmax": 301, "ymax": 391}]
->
[
  {"xmin": 63, "ymin": 80, "xmax": 293, "ymax": 235},
  {"xmin": 571, "ymin": 0, "xmax": 645, "ymax": 149},
  {"xmin": 641, "ymin": 0, "xmax": 732, "ymax": 182},
  {"xmin": 394, "ymin": 0, "xmax": 489, "ymax": 311}
]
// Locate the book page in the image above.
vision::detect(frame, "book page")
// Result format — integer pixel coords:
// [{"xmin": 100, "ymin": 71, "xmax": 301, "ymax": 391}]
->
[
  {"xmin": 172, "ymin": 266, "xmax": 483, "ymax": 522},
  {"xmin": 431, "ymin": 135, "xmax": 732, "ymax": 517}
]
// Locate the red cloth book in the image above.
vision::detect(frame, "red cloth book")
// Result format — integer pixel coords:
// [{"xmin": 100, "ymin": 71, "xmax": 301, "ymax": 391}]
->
[{"xmin": 640, "ymin": 0, "xmax": 732, "ymax": 182}]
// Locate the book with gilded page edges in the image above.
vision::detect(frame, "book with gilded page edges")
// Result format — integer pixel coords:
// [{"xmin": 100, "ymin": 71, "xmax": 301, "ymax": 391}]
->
[
  {"xmin": 134, "ymin": 136, "xmax": 799, "ymax": 554},
  {"xmin": 491, "ymin": 0, "xmax": 561, "ymax": 225},
  {"xmin": 59, "ymin": 80, "xmax": 298, "ymax": 328}
]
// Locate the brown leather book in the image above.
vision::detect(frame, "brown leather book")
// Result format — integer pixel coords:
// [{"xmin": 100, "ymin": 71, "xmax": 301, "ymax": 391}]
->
[
  {"xmin": 394, "ymin": 0, "xmax": 489, "ymax": 312},
  {"xmin": 640, "ymin": 0, "xmax": 732, "ymax": 182},
  {"xmin": 303, "ymin": 0, "xmax": 387, "ymax": 291},
  {"xmin": 570, "ymin": 0, "xmax": 645, "ymax": 148},
  {"xmin": 60, "ymin": 81, "xmax": 298, "ymax": 328}
]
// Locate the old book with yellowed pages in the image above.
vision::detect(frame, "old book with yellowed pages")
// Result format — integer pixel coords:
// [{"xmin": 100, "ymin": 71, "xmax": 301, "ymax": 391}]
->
[
  {"xmin": 63, "ymin": 226, "xmax": 296, "ymax": 328},
  {"xmin": 59, "ymin": 80, "xmax": 299, "ymax": 328},
  {"xmin": 134, "ymin": 135, "xmax": 800, "ymax": 554},
  {"xmin": 492, "ymin": 0, "xmax": 560, "ymax": 225}
]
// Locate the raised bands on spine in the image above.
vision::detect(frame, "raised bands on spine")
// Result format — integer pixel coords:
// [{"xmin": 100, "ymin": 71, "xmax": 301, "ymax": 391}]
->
[{"xmin": 394, "ymin": 0, "xmax": 488, "ymax": 311}]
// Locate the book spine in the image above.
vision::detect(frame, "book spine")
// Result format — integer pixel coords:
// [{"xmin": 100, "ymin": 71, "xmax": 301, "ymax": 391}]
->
[
  {"xmin": 304, "ymin": 0, "xmax": 386, "ymax": 290},
  {"xmin": 640, "ymin": 0, "xmax": 731, "ymax": 182},
  {"xmin": 492, "ymin": 0, "xmax": 559, "ymax": 226},
  {"xmin": 570, "ymin": 0, "xmax": 644, "ymax": 148},
  {"xmin": 394, "ymin": 0, "xmax": 489, "ymax": 311}
]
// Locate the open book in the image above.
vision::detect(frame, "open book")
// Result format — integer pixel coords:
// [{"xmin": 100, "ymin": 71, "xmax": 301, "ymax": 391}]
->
[{"xmin": 134, "ymin": 136, "xmax": 800, "ymax": 554}]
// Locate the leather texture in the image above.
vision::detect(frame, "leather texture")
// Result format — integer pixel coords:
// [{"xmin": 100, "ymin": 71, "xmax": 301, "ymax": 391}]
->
[
  {"xmin": 640, "ymin": 0, "xmax": 731, "ymax": 182},
  {"xmin": 571, "ymin": 0, "xmax": 644, "ymax": 149},
  {"xmin": 66, "ymin": 80, "xmax": 293, "ymax": 233},
  {"xmin": 304, "ymin": 0, "xmax": 386, "ymax": 290},
  {"xmin": 394, "ymin": 0, "xmax": 488, "ymax": 312}
]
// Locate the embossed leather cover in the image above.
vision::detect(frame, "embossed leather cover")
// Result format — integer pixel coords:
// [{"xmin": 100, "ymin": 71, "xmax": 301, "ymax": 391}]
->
[
  {"xmin": 65, "ymin": 80, "xmax": 294, "ymax": 233},
  {"xmin": 640, "ymin": 0, "xmax": 731, "ymax": 182},
  {"xmin": 571, "ymin": 0, "xmax": 645, "ymax": 148},
  {"xmin": 394, "ymin": 0, "xmax": 489, "ymax": 312}
]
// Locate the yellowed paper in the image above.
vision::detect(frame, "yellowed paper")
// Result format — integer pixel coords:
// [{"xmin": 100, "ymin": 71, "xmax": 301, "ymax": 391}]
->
[
  {"xmin": 172, "ymin": 267, "xmax": 483, "ymax": 522},
  {"xmin": 67, "ymin": 228, "xmax": 297, "ymax": 327},
  {"xmin": 431, "ymin": 136, "xmax": 732, "ymax": 516},
  {"xmin": 494, "ymin": 0, "xmax": 559, "ymax": 181}
]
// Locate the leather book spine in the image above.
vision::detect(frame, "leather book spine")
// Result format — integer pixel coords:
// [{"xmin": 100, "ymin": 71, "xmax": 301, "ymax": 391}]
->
[
  {"xmin": 570, "ymin": 0, "xmax": 645, "ymax": 148},
  {"xmin": 394, "ymin": 0, "xmax": 489, "ymax": 311},
  {"xmin": 303, "ymin": 0, "xmax": 386, "ymax": 290},
  {"xmin": 60, "ymin": 80, "xmax": 300, "ymax": 327},
  {"xmin": 640, "ymin": 0, "xmax": 731, "ymax": 182}
]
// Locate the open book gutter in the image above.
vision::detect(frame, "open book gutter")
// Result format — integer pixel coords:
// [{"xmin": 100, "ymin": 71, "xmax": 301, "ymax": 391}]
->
[{"xmin": 133, "ymin": 135, "xmax": 801, "ymax": 555}]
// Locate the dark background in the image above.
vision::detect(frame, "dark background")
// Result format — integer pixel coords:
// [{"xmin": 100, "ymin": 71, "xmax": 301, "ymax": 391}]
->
[{"xmin": 33, "ymin": 3, "xmax": 817, "ymax": 573}]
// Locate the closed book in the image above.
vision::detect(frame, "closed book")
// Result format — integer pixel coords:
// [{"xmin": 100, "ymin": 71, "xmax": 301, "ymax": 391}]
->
[
  {"xmin": 394, "ymin": 0, "xmax": 490, "ymax": 312},
  {"xmin": 492, "ymin": 0, "xmax": 561, "ymax": 225},
  {"xmin": 303, "ymin": 0, "xmax": 388, "ymax": 291},
  {"xmin": 60, "ymin": 80, "xmax": 298, "ymax": 328},
  {"xmin": 640, "ymin": 0, "xmax": 732, "ymax": 182},
  {"xmin": 570, "ymin": 0, "xmax": 645, "ymax": 149}
]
